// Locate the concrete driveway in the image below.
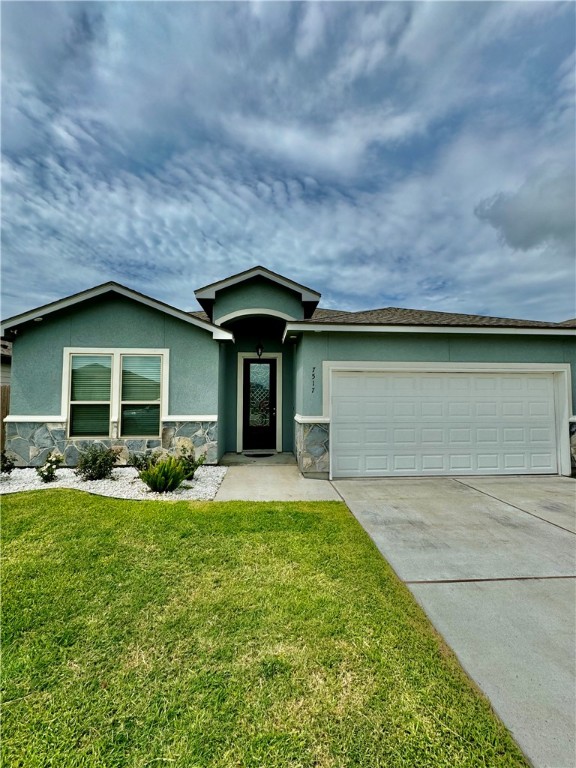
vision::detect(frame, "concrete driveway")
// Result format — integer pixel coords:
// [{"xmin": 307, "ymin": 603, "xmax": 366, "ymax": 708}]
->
[{"xmin": 333, "ymin": 476, "xmax": 576, "ymax": 768}]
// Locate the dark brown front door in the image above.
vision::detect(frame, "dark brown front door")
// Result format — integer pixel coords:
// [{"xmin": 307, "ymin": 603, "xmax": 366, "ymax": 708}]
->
[{"xmin": 243, "ymin": 358, "xmax": 277, "ymax": 450}]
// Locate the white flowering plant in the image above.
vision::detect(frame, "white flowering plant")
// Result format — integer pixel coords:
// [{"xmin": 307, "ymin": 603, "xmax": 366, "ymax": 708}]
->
[{"xmin": 36, "ymin": 453, "xmax": 64, "ymax": 483}]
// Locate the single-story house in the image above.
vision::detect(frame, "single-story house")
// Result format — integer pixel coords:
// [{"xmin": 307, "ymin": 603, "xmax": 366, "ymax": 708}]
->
[
  {"xmin": 0, "ymin": 339, "xmax": 11, "ymax": 386},
  {"xmin": 2, "ymin": 265, "xmax": 575, "ymax": 478}
]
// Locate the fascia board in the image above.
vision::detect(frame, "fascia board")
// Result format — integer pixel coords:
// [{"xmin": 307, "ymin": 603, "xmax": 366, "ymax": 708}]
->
[
  {"xmin": 282, "ymin": 323, "xmax": 576, "ymax": 341},
  {"xmin": 195, "ymin": 267, "xmax": 320, "ymax": 303},
  {"xmin": 1, "ymin": 283, "xmax": 234, "ymax": 341}
]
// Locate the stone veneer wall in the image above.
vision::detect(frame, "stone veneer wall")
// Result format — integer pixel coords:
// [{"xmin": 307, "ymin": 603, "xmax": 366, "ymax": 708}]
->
[
  {"xmin": 5, "ymin": 420, "xmax": 218, "ymax": 467},
  {"xmin": 570, "ymin": 421, "xmax": 576, "ymax": 470},
  {"xmin": 295, "ymin": 421, "xmax": 329, "ymax": 477}
]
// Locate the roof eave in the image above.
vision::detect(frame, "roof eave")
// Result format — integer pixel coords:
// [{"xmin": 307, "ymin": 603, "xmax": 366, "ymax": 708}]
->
[
  {"xmin": 282, "ymin": 322, "xmax": 575, "ymax": 342},
  {"xmin": 1, "ymin": 283, "xmax": 234, "ymax": 341}
]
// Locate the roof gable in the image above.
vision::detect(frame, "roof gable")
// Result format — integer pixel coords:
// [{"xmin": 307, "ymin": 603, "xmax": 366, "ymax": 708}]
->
[
  {"xmin": 1, "ymin": 282, "xmax": 233, "ymax": 340},
  {"xmin": 194, "ymin": 266, "xmax": 320, "ymax": 318}
]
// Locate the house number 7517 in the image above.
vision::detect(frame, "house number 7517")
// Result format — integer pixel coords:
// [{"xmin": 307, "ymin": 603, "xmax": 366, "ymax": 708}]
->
[{"xmin": 311, "ymin": 366, "xmax": 316, "ymax": 394}]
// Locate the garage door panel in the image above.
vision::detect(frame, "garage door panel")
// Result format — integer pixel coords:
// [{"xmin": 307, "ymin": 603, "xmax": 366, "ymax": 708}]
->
[
  {"xmin": 531, "ymin": 454, "xmax": 555, "ymax": 470},
  {"xmin": 365, "ymin": 455, "xmax": 390, "ymax": 471},
  {"xmin": 477, "ymin": 454, "xmax": 500, "ymax": 470},
  {"xmin": 476, "ymin": 402, "xmax": 499, "ymax": 417},
  {"xmin": 421, "ymin": 428, "xmax": 444, "ymax": 442},
  {"xmin": 477, "ymin": 428, "xmax": 498, "ymax": 443},
  {"xmin": 449, "ymin": 428, "xmax": 472, "ymax": 442},
  {"xmin": 504, "ymin": 454, "xmax": 528, "ymax": 470},
  {"xmin": 422, "ymin": 455, "xmax": 446, "ymax": 471},
  {"xmin": 503, "ymin": 427, "xmax": 526, "ymax": 443},
  {"xmin": 331, "ymin": 372, "xmax": 558, "ymax": 478},
  {"xmin": 421, "ymin": 402, "xmax": 444, "ymax": 418}
]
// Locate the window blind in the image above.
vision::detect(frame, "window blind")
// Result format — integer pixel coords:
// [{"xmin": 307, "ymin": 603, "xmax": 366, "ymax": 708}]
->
[
  {"xmin": 121, "ymin": 356, "xmax": 161, "ymax": 401},
  {"xmin": 71, "ymin": 356, "xmax": 112, "ymax": 400}
]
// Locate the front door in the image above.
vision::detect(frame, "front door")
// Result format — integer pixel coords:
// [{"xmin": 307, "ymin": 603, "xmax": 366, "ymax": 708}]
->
[{"xmin": 243, "ymin": 358, "xmax": 277, "ymax": 450}]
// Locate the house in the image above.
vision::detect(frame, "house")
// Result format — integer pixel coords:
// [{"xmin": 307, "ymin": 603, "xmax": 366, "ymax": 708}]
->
[
  {"xmin": 0, "ymin": 339, "xmax": 11, "ymax": 386},
  {"xmin": 1, "ymin": 266, "xmax": 575, "ymax": 478}
]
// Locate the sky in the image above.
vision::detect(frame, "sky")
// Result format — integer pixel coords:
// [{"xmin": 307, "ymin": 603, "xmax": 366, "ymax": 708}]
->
[{"xmin": 1, "ymin": 1, "xmax": 575, "ymax": 322}]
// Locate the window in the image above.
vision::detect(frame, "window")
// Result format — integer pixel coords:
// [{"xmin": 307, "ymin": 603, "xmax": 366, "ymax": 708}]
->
[
  {"xmin": 70, "ymin": 355, "xmax": 112, "ymax": 436},
  {"xmin": 120, "ymin": 356, "xmax": 161, "ymax": 436},
  {"xmin": 67, "ymin": 351, "xmax": 164, "ymax": 438}
]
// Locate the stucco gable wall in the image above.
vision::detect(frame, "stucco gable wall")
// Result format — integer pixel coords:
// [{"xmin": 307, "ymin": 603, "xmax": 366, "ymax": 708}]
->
[
  {"xmin": 9, "ymin": 295, "xmax": 220, "ymax": 417},
  {"xmin": 295, "ymin": 332, "xmax": 576, "ymax": 417},
  {"xmin": 213, "ymin": 277, "xmax": 304, "ymax": 323}
]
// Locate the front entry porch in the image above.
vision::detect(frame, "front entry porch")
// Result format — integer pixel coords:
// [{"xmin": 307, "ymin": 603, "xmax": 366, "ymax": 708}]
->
[{"xmin": 220, "ymin": 451, "xmax": 296, "ymax": 466}]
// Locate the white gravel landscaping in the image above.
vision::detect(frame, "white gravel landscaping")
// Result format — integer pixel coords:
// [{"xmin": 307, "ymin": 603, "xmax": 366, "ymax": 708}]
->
[{"xmin": 0, "ymin": 465, "xmax": 228, "ymax": 501}]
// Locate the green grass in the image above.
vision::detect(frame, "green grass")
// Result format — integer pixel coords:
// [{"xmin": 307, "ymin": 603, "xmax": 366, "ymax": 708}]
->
[{"xmin": 1, "ymin": 490, "xmax": 527, "ymax": 768}]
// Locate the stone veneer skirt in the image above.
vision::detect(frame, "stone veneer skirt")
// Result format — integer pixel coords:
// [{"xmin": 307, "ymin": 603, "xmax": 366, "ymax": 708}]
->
[
  {"xmin": 5, "ymin": 420, "xmax": 218, "ymax": 467},
  {"xmin": 295, "ymin": 421, "xmax": 329, "ymax": 477}
]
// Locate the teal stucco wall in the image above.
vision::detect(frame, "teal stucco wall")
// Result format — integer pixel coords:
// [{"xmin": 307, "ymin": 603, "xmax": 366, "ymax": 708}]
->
[
  {"xmin": 213, "ymin": 277, "xmax": 304, "ymax": 324},
  {"xmin": 9, "ymin": 295, "xmax": 221, "ymax": 417},
  {"xmin": 295, "ymin": 332, "xmax": 576, "ymax": 416}
]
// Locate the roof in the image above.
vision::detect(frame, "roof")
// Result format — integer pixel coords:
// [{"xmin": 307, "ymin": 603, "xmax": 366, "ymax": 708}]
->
[
  {"xmin": 1, "ymin": 282, "xmax": 233, "ymax": 341},
  {"xmin": 194, "ymin": 265, "xmax": 321, "ymax": 303},
  {"xmin": 295, "ymin": 306, "xmax": 568, "ymax": 329}
]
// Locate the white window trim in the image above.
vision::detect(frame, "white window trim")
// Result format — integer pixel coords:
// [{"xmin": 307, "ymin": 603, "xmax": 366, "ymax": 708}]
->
[
  {"xmin": 63, "ymin": 348, "xmax": 169, "ymax": 438},
  {"xmin": 321, "ymin": 361, "xmax": 572, "ymax": 478},
  {"xmin": 236, "ymin": 352, "xmax": 282, "ymax": 453}
]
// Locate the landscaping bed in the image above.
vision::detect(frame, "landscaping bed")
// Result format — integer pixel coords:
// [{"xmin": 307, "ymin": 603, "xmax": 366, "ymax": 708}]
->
[{"xmin": 0, "ymin": 465, "xmax": 227, "ymax": 501}]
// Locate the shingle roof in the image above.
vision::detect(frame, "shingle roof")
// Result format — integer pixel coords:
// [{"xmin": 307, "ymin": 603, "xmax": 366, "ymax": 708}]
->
[{"xmin": 298, "ymin": 306, "xmax": 568, "ymax": 329}]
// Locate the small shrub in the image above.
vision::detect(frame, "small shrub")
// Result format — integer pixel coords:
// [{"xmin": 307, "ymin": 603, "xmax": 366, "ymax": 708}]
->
[
  {"xmin": 36, "ymin": 453, "xmax": 63, "ymax": 483},
  {"xmin": 0, "ymin": 451, "xmax": 16, "ymax": 476},
  {"xmin": 75, "ymin": 444, "xmax": 117, "ymax": 481},
  {"xmin": 178, "ymin": 445, "xmax": 205, "ymax": 480},
  {"xmin": 139, "ymin": 456, "xmax": 185, "ymax": 493},
  {"xmin": 129, "ymin": 451, "xmax": 161, "ymax": 472}
]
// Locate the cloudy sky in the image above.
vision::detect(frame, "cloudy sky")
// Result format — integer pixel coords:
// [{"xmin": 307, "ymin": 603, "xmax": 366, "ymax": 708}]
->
[{"xmin": 1, "ymin": 1, "xmax": 575, "ymax": 322}]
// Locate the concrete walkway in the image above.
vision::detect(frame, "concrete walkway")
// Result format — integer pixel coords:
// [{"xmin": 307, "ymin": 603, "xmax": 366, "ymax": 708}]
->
[
  {"xmin": 334, "ymin": 476, "xmax": 576, "ymax": 768},
  {"xmin": 215, "ymin": 464, "xmax": 340, "ymax": 501}
]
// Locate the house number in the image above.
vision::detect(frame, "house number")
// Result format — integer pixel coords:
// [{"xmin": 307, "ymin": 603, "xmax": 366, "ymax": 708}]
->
[{"xmin": 311, "ymin": 366, "xmax": 316, "ymax": 394}]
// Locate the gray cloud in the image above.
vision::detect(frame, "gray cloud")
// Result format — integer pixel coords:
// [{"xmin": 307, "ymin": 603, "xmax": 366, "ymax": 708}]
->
[{"xmin": 475, "ymin": 169, "xmax": 576, "ymax": 252}]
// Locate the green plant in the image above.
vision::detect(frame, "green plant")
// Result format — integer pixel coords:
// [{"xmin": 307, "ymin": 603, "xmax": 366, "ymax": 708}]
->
[
  {"xmin": 75, "ymin": 444, "xmax": 117, "ymax": 481},
  {"xmin": 36, "ymin": 453, "xmax": 63, "ymax": 483},
  {"xmin": 128, "ymin": 450, "xmax": 161, "ymax": 472},
  {"xmin": 0, "ymin": 451, "xmax": 16, "ymax": 476},
  {"xmin": 178, "ymin": 445, "xmax": 205, "ymax": 480},
  {"xmin": 139, "ymin": 456, "xmax": 185, "ymax": 493}
]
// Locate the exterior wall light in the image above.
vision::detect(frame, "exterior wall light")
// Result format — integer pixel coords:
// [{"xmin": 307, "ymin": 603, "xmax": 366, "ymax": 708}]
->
[{"xmin": 256, "ymin": 342, "xmax": 264, "ymax": 358}]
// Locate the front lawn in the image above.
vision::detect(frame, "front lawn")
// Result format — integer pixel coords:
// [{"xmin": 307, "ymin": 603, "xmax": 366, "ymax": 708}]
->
[{"xmin": 1, "ymin": 491, "xmax": 527, "ymax": 767}]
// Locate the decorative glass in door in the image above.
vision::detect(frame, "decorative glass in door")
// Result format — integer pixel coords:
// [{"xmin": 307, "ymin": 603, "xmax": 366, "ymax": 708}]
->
[{"xmin": 249, "ymin": 363, "xmax": 271, "ymax": 427}]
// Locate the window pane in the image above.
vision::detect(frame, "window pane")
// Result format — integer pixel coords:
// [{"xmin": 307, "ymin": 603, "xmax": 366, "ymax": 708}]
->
[
  {"xmin": 70, "ymin": 404, "xmax": 110, "ymax": 436},
  {"xmin": 121, "ymin": 404, "xmax": 160, "ymax": 436},
  {"xmin": 122, "ymin": 356, "xmax": 161, "ymax": 401},
  {"xmin": 71, "ymin": 356, "xmax": 112, "ymax": 400}
]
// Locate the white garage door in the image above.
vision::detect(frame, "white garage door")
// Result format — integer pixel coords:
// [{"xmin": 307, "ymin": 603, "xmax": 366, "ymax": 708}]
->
[{"xmin": 331, "ymin": 371, "xmax": 558, "ymax": 478}]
